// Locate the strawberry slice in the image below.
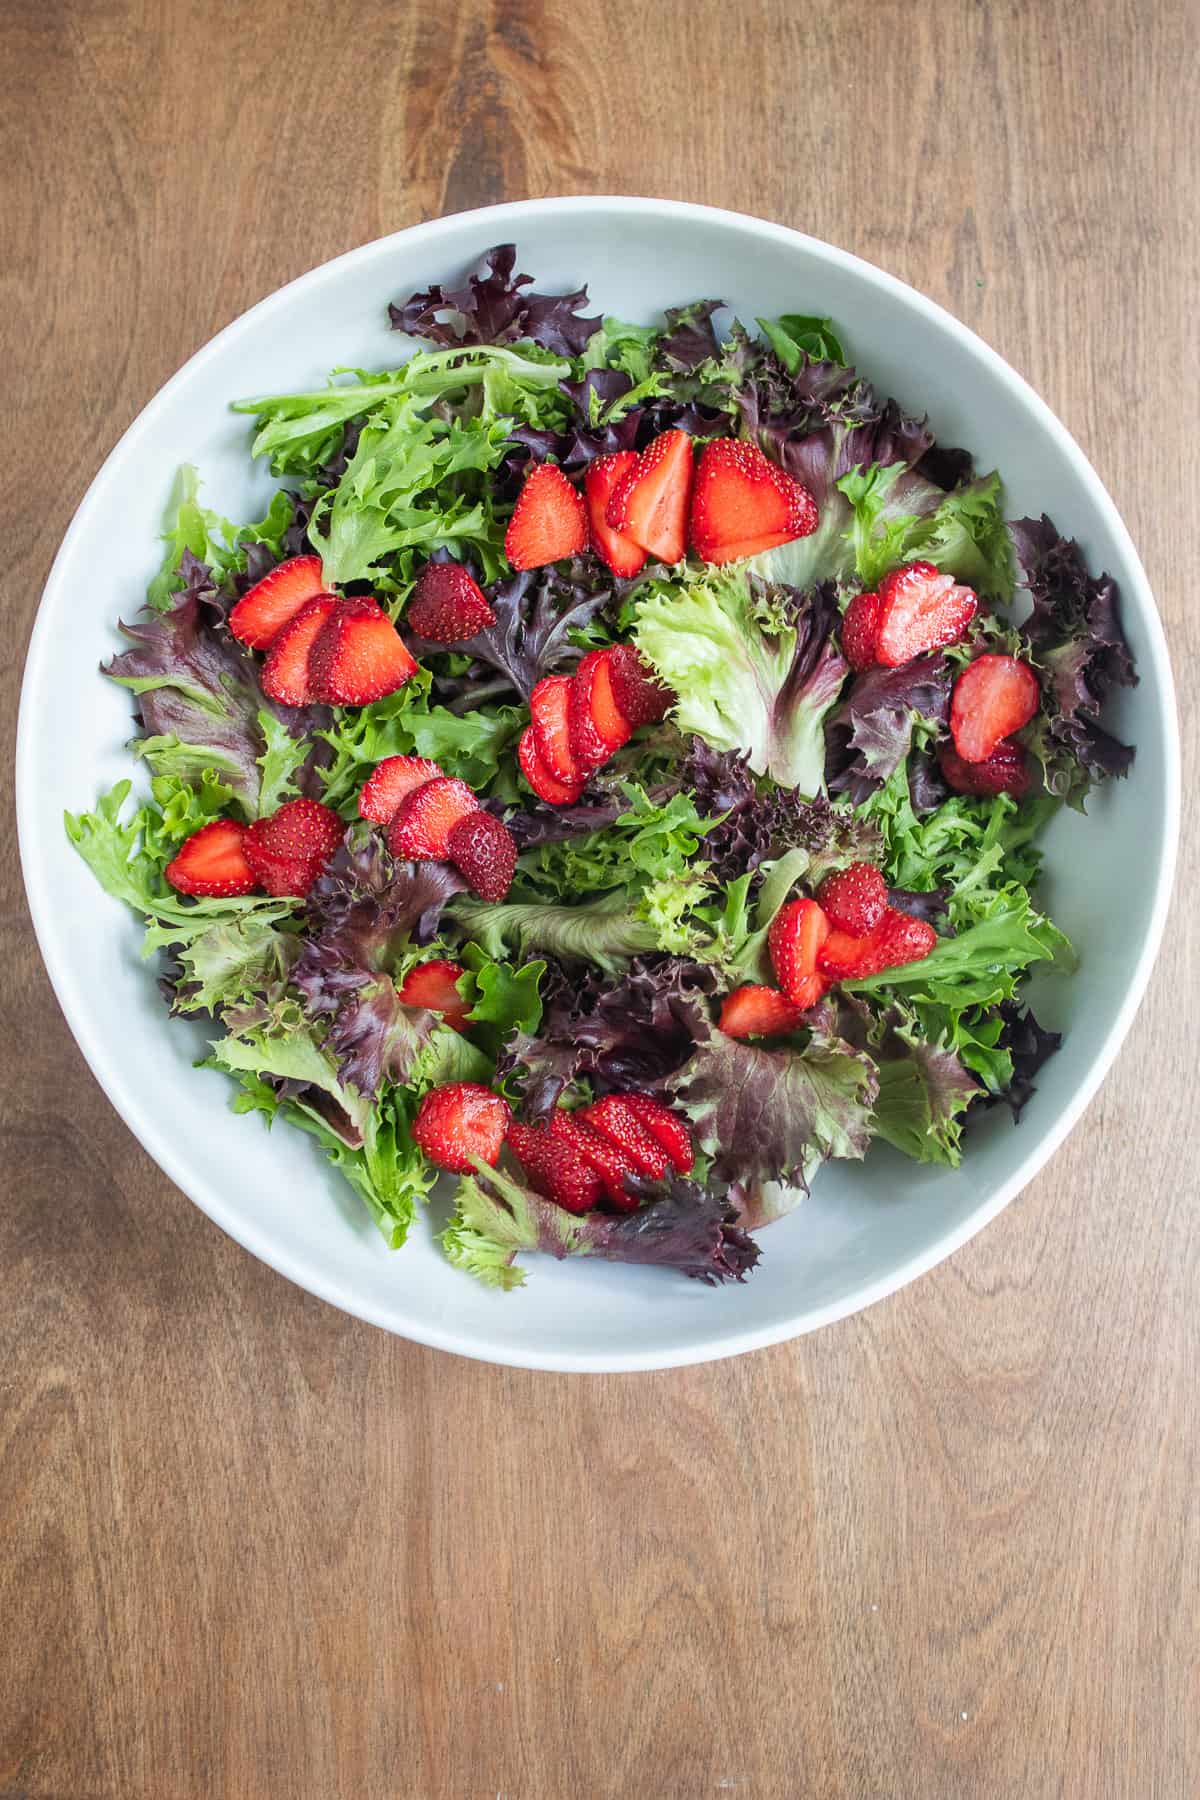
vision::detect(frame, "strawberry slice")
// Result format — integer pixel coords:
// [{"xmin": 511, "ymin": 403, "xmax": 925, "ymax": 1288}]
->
[
  {"xmin": 398, "ymin": 957, "xmax": 470, "ymax": 1031},
  {"xmin": 387, "ymin": 776, "xmax": 480, "ymax": 860},
  {"xmin": 530, "ymin": 674, "xmax": 583, "ymax": 788},
  {"xmin": 309, "ymin": 597, "xmax": 418, "ymax": 706},
  {"xmin": 413, "ymin": 1082, "xmax": 511, "ymax": 1173},
  {"xmin": 569, "ymin": 649, "xmax": 633, "ymax": 770},
  {"xmin": 817, "ymin": 862, "xmax": 888, "ymax": 937},
  {"xmin": 816, "ymin": 928, "xmax": 872, "ymax": 981},
  {"xmin": 549, "ymin": 1110, "xmax": 641, "ymax": 1211},
  {"xmin": 874, "ymin": 561, "xmax": 977, "ymax": 667},
  {"xmin": 768, "ymin": 897, "xmax": 832, "ymax": 1006},
  {"xmin": 584, "ymin": 453, "xmax": 648, "ymax": 578},
  {"xmin": 406, "ymin": 561, "xmax": 495, "ymax": 642},
  {"xmin": 229, "ymin": 555, "xmax": 330, "ymax": 650},
  {"xmin": 841, "ymin": 590, "xmax": 882, "ymax": 671},
  {"xmin": 242, "ymin": 797, "xmax": 343, "ymax": 897},
  {"xmin": 446, "ymin": 811, "xmax": 517, "ymax": 902},
  {"xmin": 505, "ymin": 463, "xmax": 588, "ymax": 571},
  {"xmin": 938, "ymin": 739, "xmax": 1031, "ymax": 798},
  {"xmin": 358, "ymin": 756, "xmax": 444, "ymax": 824},
  {"xmin": 853, "ymin": 908, "xmax": 937, "ymax": 977},
  {"xmin": 950, "ymin": 654, "xmax": 1040, "ymax": 763},
  {"xmin": 619, "ymin": 1094, "xmax": 694, "ymax": 1175},
  {"xmin": 689, "ymin": 438, "xmax": 818, "ymax": 565},
  {"xmin": 606, "ymin": 644, "xmax": 673, "ymax": 725},
  {"xmin": 718, "ymin": 984, "xmax": 803, "ymax": 1039},
  {"xmin": 606, "ymin": 429, "xmax": 693, "ymax": 564},
  {"xmin": 506, "ymin": 1122, "xmax": 603, "ymax": 1214},
  {"xmin": 260, "ymin": 594, "xmax": 338, "ymax": 706},
  {"xmin": 165, "ymin": 818, "xmax": 258, "ymax": 897},
  {"xmin": 579, "ymin": 1096, "xmax": 670, "ymax": 1180},
  {"xmin": 517, "ymin": 725, "xmax": 583, "ymax": 805}
]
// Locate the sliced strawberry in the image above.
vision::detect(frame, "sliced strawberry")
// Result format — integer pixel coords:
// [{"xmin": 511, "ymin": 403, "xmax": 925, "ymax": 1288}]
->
[
  {"xmin": 530, "ymin": 674, "xmax": 583, "ymax": 787},
  {"xmin": 606, "ymin": 644, "xmax": 673, "ymax": 726},
  {"xmin": 768, "ymin": 897, "xmax": 832, "ymax": 1006},
  {"xmin": 243, "ymin": 797, "xmax": 343, "ymax": 898},
  {"xmin": 606, "ymin": 429, "xmax": 693, "ymax": 564},
  {"xmin": 841, "ymin": 590, "xmax": 882, "ymax": 671},
  {"xmin": 358, "ymin": 755, "xmax": 444, "ymax": 824},
  {"xmin": 406, "ymin": 561, "xmax": 495, "ymax": 642},
  {"xmin": 505, "ymin": 463, "xmax": 588, "ymax": 571},
  {"xmin": 950, "ymin": 654, "xmax": 1040, "ymax": 763},
  {"xmin": 618, "ymin": 1094, "xmax": 694, "ymax": 1175},
  {"xmin": 584, "ymin": 453, "xmax": 648, "ymax": 578},
  {"xmin": 398, "ymin": 958, "xmax": 470, "ymax": 1031},
  {"xmin": 717, "ymin": 983, "xmax": 803, "ymax": 1039},
  {"xmin": 229, "ymin": 555, "xmax": 330, "ymax": 650},
  {"xmin": 569, "ymin": 649, "xmax": 633, "ymax": 770},
  {"xmin": 689, "ymin": 437, "xmax": 818, "ymax": 565},
  {"xmin": 853, "ymin": 908, "xmax": 938, "ymax": 977},
  {"xmin": 817, "ymin": 862, "xmax": 888, "ymax": 937},
  {"xmin": 579, "ymin": 1095, "xmax": 670, "ymax": 1180},
  {"xmin": 939, "ymin": 738, "xmax": 1031, "ymax": 798},
  {"xmin": 260, "ymin": 594, "xmax": 338, "ymax": 706},
  {"xmin": 412, "ymin": 1082, "xmax": 511, "ymax": 1174},
  {"xmin": 310, "ymin": 597, "xmax": 418, "ymax": 706},
  {"xmin": 549, "ymin": 1110, "xmax": 640, "ymax": 1211},
  {"xmin": 817, "ymin": 928, "xmax": 872, "ymax": 981},
  {"xmin": 446, "ymin": 810, "xmax": 517, "ymax": 902},
  {"xmin": 506, "ymin": 1121, "xmax": 603, "ymax": 1214},
  {"xmin": 165, "ymin": 818, "xmax": 258, "ymax": 897},
  {"xmin": 387, "ymin": 777, "xmax": 480, "ymax": 860},
  {"xmin": 517, "ymin": 726, "xmax": 583, "ymax": 806},
  {"xmin": 874, "ymin": 561, "xmax": 977, "ymax": 666}
]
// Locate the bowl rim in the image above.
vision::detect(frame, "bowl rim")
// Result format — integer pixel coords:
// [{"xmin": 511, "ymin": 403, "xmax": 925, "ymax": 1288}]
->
[{"xmin": 16, "ymin": 196, "xmax": 1181, "ymax": 1372}]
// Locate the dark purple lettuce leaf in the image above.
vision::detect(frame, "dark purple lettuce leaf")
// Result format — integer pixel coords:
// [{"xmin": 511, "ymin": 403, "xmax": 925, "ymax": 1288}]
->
[
  {"xmin": 914, "ymin": 441, "xmax": 975, "ymax": 491},
  {"xmin": 1008, "ymin": 514, "xmax": 1137, "ymax": 798},
  {"xmin": 987, "ymin": 1001, "xmax": 1063, "ymax": 1120},
  {"xmin": 490, "ymin": 793, "xmax": 625, "ymax": 850},
  {"xmin": 906, "ymin": 746, "xmax": 951, "ymax": 815},
  {"xmin": 388, "ymin": 243, "xmax": 600, "ymax": 357},
  {"xmin": 888, "ymin": 885, "xmax": 951, "ymax": 924},
  {"xmin": 659, "ymin": 299, "xmax": 725, "ymax": 373},
  {"xmin": 680, "ymin": 740, "xmax": 883, "ymax": 886},
  {"xmin": 825, "ymin": 654, "xmax": 953, "ymax": 803},
  {"xmin": 104, "ymin": 551, "xmax": 330, "ymax": 812}
]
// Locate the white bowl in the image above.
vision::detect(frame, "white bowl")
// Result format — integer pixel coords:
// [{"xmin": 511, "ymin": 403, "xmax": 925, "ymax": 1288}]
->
[{"xmin": 17, "ymin": 198, "xmax": 1179, "ymax": 1371}]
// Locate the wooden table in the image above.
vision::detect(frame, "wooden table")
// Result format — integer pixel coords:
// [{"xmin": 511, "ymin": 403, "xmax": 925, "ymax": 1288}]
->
[{"xmin": 3, "ymin": 2, "xmax": 1196, "ymax": 1794}]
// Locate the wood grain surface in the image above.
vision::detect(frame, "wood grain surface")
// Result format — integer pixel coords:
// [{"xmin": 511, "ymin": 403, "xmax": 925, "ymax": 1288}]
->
[{"xmin": 3, "ymin": 1, "xmax": 1197, "ymax": 1795}]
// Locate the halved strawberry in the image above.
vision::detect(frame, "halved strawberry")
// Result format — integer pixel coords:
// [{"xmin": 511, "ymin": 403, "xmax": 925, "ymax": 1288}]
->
[
  {"xmin": 398, "ymin": 958, "xmax": 470, "ymax": 1031},
  {"xmin": 874, "ymin": 562, "xmax": 977, "ymax": 667},
  {"xmin": 165, "ymin": 818, "xmax": 258, "ymax": 897},
  {"xmin": 406, "ymin": 561, "xmax": 495, "ymax": 642},
  {"xmin": 243, "ymin": 797, "xmax": 343, "ymax": 898},
  {"xmin": 817, "ymin": 862, "xmax": 888, "ymax": 937},
  {"xmin": 584, "ymin": 453, "xmax": 648, "ymax": 578},
  {"xmin": 569, "ymin": 649, "xmax": 633, "ymax": 770},
  {"xmin": 853, "ymin": 908, "xmax": 938, "ymax": 977},
  {"xmin": 358, "ymin": 755, "xmax": 444, "ymax": 824},
  {"xmin": 446, "ymin": 810, "xmax": 517, "ymax": 902},
  {"xmin": 939, "ymin": 738, "xmax": 1031, "ymax": 798},
  {"xmin": 606, "ymin": 429, "xmax": 693, "ymax": 564},
  {"xmin": 579, "ymin": 1095, "xmax": 670, "ymax": 1180},
  {"xmin": 229, "ymin": 555, "xmax": 330, "ymax": 650},
  {"xmin": 768, "ymin": 897, "xmax": 832, "ymax": 1006},
  {"xmin": 718, "ymin": 984, "xmax": 803, "ymax": 1039},
  {"xmin": 816, "ymin": 928, "xmax": 872, "ymax": 981},
  {"xmin": 689, "ymin": 438, "xmax": 819, "ymax": 565},
  {"xmin": 530, "ymin": 674, "xmax": 583, "ymax": 788},
  {"xmin": 950, "ymin": 654, "xmax": 1040, "ymax": 763},
  {"xmin": 507, "ymin": 1121, "xmax": 603, "ymax": 1214},
  {"xmin": 549, "ymin": 1110, "xmax": 640, "ymax": 1211},
  {"xmin": 260, "ymin": 594, "xmax": 338, "ymax": 706},
  {"xmin": 606, "ymin": 644, "xmax": 673, "ymax": 726},
  {"xmin": 786, "ymin": 972, "xmax": 830, "ymax": 1009},
  {"xmin": 412, "ymin": 1082, "xmax": 511, "ymax": 1173},
  {"xmin": 310, "ymin": 597, "xmax": 418, "ymax": 706},
  {"xmin": 841, "ymin": 590, "xmax": 882, "ymax": 671},
  {"xmin": 505, "ymin": 463, "xmax": 588, "ymax": 571},
  {"xmin": 387, "ymin": 776, "xmax": 480, "ymax": 860},
  {"xmin": 517, "ymin": 725, "xmax": 583, "ymax": 806},
  {"xmin": 619, "ymin": 1094, "xmax": 694, "ymax": 1175}
]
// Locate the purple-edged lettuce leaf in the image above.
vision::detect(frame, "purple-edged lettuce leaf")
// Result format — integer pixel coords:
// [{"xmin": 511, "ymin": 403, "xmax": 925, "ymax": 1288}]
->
[
  {"xmin": 441, "ymin": 1158, "xmax": 759, "ymax": 1290},
  {"xmin": 836, "ymin": 998, "xmax": 980, "ymax": 1166},
  {"xmin": 680, "ymin": 738, "xmax": 883, "ymax": 885},
  {"xmin": 824, "ymin": 654, "xmax": 953, "ymax": 803},
  {"xmin": 1008, "ymin": 514, "xmax": 1137, "ymax": 805},
  {"xmin": 658, "ymin": 299, "xmax": 725, "ymax": 373},
  {"xmin": 389, "ymin": 243, "xmax": 601, "ymax": 357},
  {"xmin": 986, "ymin": 1000, "xmax": 1063, "ymax": 1120}
]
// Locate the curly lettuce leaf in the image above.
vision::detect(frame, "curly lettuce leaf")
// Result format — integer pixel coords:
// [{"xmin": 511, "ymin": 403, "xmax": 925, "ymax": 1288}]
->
[
  {"xmin": 825, "ymin": 656, "xmax": 953, "ymax": 802},
  {"xmin": 838, "ymin": 465, "xmax": 1015, "ymax": 599},
  {"xmin": 316, "ymin": 670, "xmax": 524, "ymax": 805},
  {"xmin": 756, "ymin": 313, "xmax": 847, "ymax": 370},
  {"xmin": 389, "ymin": 244, "xmax": 600, "ymax": 357},
  {"xmin": 510, "ymin": 781, "xmax": 711, "ymax": 904},
  {"xmin": 846, "ymin": 885, "xmax": 1071, "ymax": 1010},
  {"xmin": 446, "ymin": 890, "xmax": 658, "ymax": 974},
  {"xmin": 146, "ymin": 467, "xmax": 295, "ymax": 610}
]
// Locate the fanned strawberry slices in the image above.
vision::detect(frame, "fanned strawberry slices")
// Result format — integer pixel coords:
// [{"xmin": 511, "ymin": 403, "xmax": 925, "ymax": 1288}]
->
[{"xmin": 689, "ymin": 438, "xmax": 818, "ymax": 564}]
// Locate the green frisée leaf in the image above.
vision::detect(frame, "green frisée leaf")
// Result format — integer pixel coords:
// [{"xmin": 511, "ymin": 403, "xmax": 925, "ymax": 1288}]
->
[
  {"xmin": 446, "ymin": 891, "xmax": 659, "ymax": 974},
  {"xmin": 316, "ymin": 671, "xmax": 525, "ymax": 806},
  {"xmin": 164, "ymin": 912, "xmax": 299, "ymax": 1015},
  {"xmin": 846, "ymin": 886, "xmax": 1072, "ymax": 1009},
  {"xmin": 756, "ymin": 313, "xmax": 846, "ymax": 369},
  {"xmin": 838, "ymin": 465, "xmax": 1015, "ymax": 600},
  {"xmin": 146, "ymin": 467, "xmax": 294, "ymax": 609}
]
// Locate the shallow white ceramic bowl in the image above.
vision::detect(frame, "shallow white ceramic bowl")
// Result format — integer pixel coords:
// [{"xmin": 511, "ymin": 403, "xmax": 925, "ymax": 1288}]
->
[{"xmin": 17, "ymin": 198, "xmax": 1179, "ymax": 1371}]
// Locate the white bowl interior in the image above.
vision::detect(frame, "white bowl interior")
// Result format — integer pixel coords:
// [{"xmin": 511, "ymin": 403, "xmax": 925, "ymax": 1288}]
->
[{"xmin": 17, "ymin": 199, "xmax": 1178, "ymax": 1370}]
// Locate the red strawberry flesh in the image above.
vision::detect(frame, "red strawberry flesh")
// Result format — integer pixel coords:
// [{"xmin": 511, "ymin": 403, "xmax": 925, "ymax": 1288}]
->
[
  {"xmin": 165, "ymin": 818, "xmax": 258, "ymax": 897},
  {"xmin": 689, "ymin": 437, "xmax": 818, "ymax": 565},
  {"xmin": 549, "ymin": 1110, "xmax": 640, "ymax": 1211},
  {"xmin": 717, "ymin": 984, "xmax": 803, "ymax": 1039},
  {"xmin": 530, "ymin": 674, "xmax": 583, "ymax": 787},
  {"xmin": 950, "ymin": 654, "xmax": 1040, "ymax": 763},
  {"xmin": 585, "ymin": 453, "xmax": 648, "ymax": 579},
  {"xmin": 229, "ymin": 555, "xmax": 329, "ymax": 651},
  {"xmin": 569, "ymin": 649, "xmax": 633, "ymax": 770},
  {"xmin": 580, "ymin": 1095, "xmax": 670, "ymax": 1180},
  {"xmin": 874, "ymin": 561, "xmax": 977, "ymax": 667},
  {"xmin": 412, "ymin": 1082, "xmax": 511, "ymax": 1173},
  {"xmin": 310, "ymin": 597, "xmax": 418, "ymax": 706},
  {"xmin": 260, "ymin": 594, "xmax": 338, "ymax": 706},
  {"xmin": 939, "ymin": 739, "xmax": 1031, "ymax": 798},
  {"xmin": 358, "ymin": 755, "xmax": 444, "ymax": 824},
  {"xmin": 817, "ymin": 862, "xmax": 888, "ymax": 937},
  {"xmin": 505, "ymin": 463, "xmax": 588, "ymax": 571},
  {"xmin": 841, "ymin": 590, "xmax": 882, "ymax": 671},
  {"xmin": 387, "ymin": 776, "xmax": 480, "ymax": 861},
  {"xmin": 607, "ymin": 644, "xmax": 673, "ymax": 726},
  {"xmin": 606, "ymin": 429, "xmax": 693, "ymax": 564},
  {"xmin": 398, "ymin": 958, "xmax": 470, "ymax": 1031},
  {"xmin": 517, "ymin": 726, "xmax": 583, "ymax": 806},
  {"xmin": 768, "ymin": 897, "xmax": 832, "ymax": 1006},
  {"xmin": 618, "ymin": 1094, "xmax": 694, "ymax": 1175},
  {"xmin": 446, "ymin": 811, "xmax": 517, "ymax": 902},
  {"xmin": 506, "ymin": 1122, "xmax": 603, "ymax": 1214},
  {"xmin": 406, "ymin": 561, "xmax": 495, "ymax": 642}
]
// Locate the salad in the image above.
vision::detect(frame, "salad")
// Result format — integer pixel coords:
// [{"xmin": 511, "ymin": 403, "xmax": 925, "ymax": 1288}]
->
[{"xmin": 67, "ymin": 244, "xmax": 1137, "ymax": 1290}]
